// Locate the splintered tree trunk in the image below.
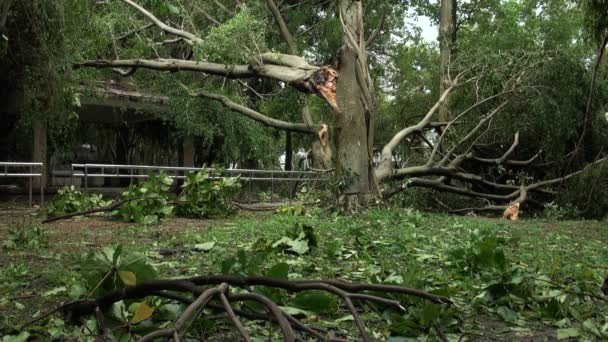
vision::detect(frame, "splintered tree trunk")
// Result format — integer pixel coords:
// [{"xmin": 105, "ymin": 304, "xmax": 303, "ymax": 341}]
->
[{"xmin": 334, "ymin": 0, "xmax": 377, "ymax": 208}]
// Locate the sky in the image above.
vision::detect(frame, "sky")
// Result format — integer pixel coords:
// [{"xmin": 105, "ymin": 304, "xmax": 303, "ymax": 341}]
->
[{"xmin": 416, "ymin": 15, "xmax": 438, "ymax": 42}]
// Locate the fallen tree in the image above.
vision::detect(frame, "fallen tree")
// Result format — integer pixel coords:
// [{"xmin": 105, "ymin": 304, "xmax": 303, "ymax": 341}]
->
[{"xmin": 73, "ymin": 0, "xmax": 606, "ymax": 212}]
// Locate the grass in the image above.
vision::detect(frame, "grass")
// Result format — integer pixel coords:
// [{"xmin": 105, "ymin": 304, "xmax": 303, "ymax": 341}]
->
[{"xmin": 0, "ymin": 207, "xmax": 607, "ymax": 341}]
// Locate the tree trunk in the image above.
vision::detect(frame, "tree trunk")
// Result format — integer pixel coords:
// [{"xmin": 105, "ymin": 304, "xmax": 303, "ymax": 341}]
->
[
  {"xmin": 284, "ymin": 131, "xmax": 293, "ymax": 171},
  {"xmin": 334, "ymin": 0, "xmax": 377, "ymax": 208},
  {"xmin": 438, "ymin": 0, "xmax": 456, "ymax": 122}
]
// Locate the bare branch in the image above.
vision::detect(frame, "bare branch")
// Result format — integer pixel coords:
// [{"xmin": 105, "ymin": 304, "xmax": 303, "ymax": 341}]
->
[
  {"xmin": 75, "ymin": 57, "xmax": 317, "ymax": 89},
  {"xmin": 365, "ymin": 8, "xmax": 387, "ymax": 46},
  {"xmin": 120, "ymin": 0, "xmax": 202, "ymax": 44},
  {"xmin": 213, "ymin": 0, "xmax": 234, "ymax": 15},
  {"xmin": 185, "ymin": 86, "xmax": 320, "ymax": 134},
  {"xmin": 450, "ymin": 186, "xmax": 527, "ymax": 214},
  {"xmin": 192, "ymin": 4, "xmax": 221, "ymax": 26},
  {"xmin": 437, "ymin": 101, "xmax": 509, "ymax": 166},
  {"xmin": 503, "ymin": 150, "xmax": 542, "ymax": 166},
  {"xmin": 265, "ymin": 0, "xmax": 297, "ymax": 54},
  {"xmin": 376, "ymin": 75, "xmax": 466, "ymax": 180}
]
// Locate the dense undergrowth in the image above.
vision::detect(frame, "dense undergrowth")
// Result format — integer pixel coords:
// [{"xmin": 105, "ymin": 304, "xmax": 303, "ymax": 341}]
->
[{"xmin": 1, "ymin": 208, "xmax": 607, "ymax": 341}]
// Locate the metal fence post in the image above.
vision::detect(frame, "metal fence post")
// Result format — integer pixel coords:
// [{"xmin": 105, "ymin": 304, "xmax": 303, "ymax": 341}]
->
[
  {"xmin": 84, "ymin": 164, "xmax": 88, "ymax": 194},
  {"xmin": 248, "ymin": 171, "xmax": 253, "ymax": 204},
  {"xmin": 29, "ymin": 165, "xmax": 32, "ymax": 207},
  {"xmin": 40, "ymin": 164, "xmax": 44, "ymax": 208},
  {"xmin": 271, "ymin": 171, "xmax": 274, "ymax": 203}
]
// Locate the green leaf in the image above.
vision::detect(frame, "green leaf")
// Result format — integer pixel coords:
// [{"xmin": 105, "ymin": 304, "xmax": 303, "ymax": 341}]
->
[
  {"xmin": 583, "ymin": 319, "xmax": 602, "ymax": 337},
  {"xmin": 2, "ymin": 332, "xmax": 30, "ymax": 342},
  {"xmin": 43, "ymin": 286, "xmax": 67, "ymax": 297},
  {"xmin": 497, "ymin": 306, "xmax": 518, "ymax": 322},
  {"xmin": 279, "ymin": 306, "xmax": 314, "ymax": 317},
  {"xmin": 335, "ymin": 314, "xmax": 354, "ymax": 322},
  {"xmin": 194, "ymin": 241, "xmax": 216, "ymax": 252},
  {"xmin": 290, "ymin": 291, "xmax": 338, "ymax": 314},
  {"xmin": 557, "ymin": 328, "xmax": 580, "ymax": 340},
  {"xmin": 267, "ymin": 262, "xmax": 289, "ymax": 279},
  {"xmin": 167, "ymin": 4, "xmax": 180, "ymax": 14}
]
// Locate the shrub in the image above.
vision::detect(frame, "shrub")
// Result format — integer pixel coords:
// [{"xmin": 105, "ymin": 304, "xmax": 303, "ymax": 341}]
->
[
  {"xmin": 47, "ymin": 185, "xmax": 109, "ymax": 216},
  {"xmin": 3, "ymin": 224, "xmax": 48, "ymax": 250},
  {"xmin": 176, "ymin": 169, "xmax": 240, "ymax": 218},
  {"xmin": 115, "ymin": 171, "xmax": 174, "ymax": 224}
]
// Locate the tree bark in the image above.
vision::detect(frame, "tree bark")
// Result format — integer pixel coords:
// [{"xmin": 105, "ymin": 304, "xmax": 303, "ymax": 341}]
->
[
  {"xmin": 335, "ymin": 0, "xmax": 377, "ymax": 207},
  {"xmin": 284, "ymin": 131, "xmax": 293, "ymax": 171},
  {"xmin": 438, "ymin": 0, "xmax": 456, "ymax": 122}
]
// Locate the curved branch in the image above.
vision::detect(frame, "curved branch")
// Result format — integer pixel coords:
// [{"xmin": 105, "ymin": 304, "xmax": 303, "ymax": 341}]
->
[
  {"xmin": 450, "ymin": 186, "xmax": 527, "ymax": 214},
  {"xmin": 187, "ymin": 88, "xmax": 320, "ymax": 134},
  {"xmin": 470, "ymin": 132, "xmax": 519, "ymax": 164},
  {"xmin": 120, "ymin": 0, "xmax": 202, "ymax": 44},
  {"xmin": 365, "ymin": 8, "xmax": 387, "ymax": 46},
  {"xmin": 504, "ymin": 150, "xmax": 542, "ymax": 166},
  {"xmin": 380, "ymin": 83, "xmax": 458, "ymax": 162}
]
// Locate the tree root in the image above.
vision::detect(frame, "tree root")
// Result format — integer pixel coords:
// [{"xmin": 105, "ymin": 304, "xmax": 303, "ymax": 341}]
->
[{"xmin": 26, "ymin": 275, "xmax": 452, "ymax": 341}]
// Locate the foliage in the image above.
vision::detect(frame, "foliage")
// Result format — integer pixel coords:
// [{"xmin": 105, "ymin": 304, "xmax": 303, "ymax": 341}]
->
[
  {"xmin": 115, "ymin": 172, "xmax": 174, "ymax": 225},
  {"xmin": 3, "ymin": 209, "xmax": 608, "ymax": 340},
  {"xmin": 2, "ymin": 224, "xmax": 48, "ymax": 250},
  {"xmin": 46, "ymin": 185, "xmax": 109, "ymax": 216},
  {"xmin": 275, "ymin": 204, "xmax": 306, "ymax": 216},
  {"xmin": 556, "ymin": 166, "xmax": 608, "ymax": 219},
  {"xmin": 194, "ymin": 5, "xmax": 268, "ymax": 64},
  {"xmin": 79, "ymin": 245, "xmax": 157, "ymax": 297},
  {"xmin": 271, "ymin": 223, "xmax": 318, "ymax": 255},
  {"xmin": 543, "ymin": 201, "xmax": 579, "ymax": 220},
  {"xmin": 176, "ymin": 169, "xmax": 241, "ymax": 218}
]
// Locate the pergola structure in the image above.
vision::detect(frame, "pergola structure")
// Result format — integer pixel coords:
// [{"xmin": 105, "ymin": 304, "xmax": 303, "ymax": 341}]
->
[{"xmin": 0, "ymin": 80, "xmax": 196, "ymax": 190}]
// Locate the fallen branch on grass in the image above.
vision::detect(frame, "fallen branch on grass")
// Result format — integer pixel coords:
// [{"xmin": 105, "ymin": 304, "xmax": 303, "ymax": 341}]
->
[
  {"xmin": 41, "ymin": 197, "xmax": 143, "ymax": 223},
  {"xmin": 25, "ymin": 275, "xmax": 452, "ymax": 342}
]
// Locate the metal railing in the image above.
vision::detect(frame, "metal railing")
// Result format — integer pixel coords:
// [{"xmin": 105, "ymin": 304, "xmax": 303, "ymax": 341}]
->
[
  {"xmin": 0, "ymin": 162, "xmax": 44, "ymax": 207},
  {"xmin": 66, "ymin": 163, "xmax": 330, "ymax": 202}
]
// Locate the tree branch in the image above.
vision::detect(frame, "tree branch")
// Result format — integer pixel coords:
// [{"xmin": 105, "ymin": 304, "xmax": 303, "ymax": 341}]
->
[
  {"xmin": 45, "ymin": 276, "xmax": 451, "ymax": 342},
  {"xmin": 186, "ymin": 87, "xmax": 320, "ymax": 134},
  {"xmin": 265, "ymin": 0, "xmax": 297, "ymax": 55},
  {"xmin": 365, "ymin": 8, "xmax": 387, "ymax": 46},
  {"xmin": 75, "ymin": 57, "xmax": 317, "ymax": 89},
  {"xmin": 120, "ymin": 0, "xmax": 202, "ymax": 44}
]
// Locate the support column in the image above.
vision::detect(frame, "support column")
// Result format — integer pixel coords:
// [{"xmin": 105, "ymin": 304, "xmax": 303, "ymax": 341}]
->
[
  {"xmin": 183, "ymin": 137, "xmax": 195, "ymax": 167},
  {"xmin": 32, "ymin": 118, "xmax": 47, "ymax": 190}
]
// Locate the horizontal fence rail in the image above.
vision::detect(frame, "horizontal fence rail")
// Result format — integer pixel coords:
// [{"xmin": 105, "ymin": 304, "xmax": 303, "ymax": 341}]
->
[
  {"xmin": 0, "ymin": 162, "xmax": 44, "ymax": 207},
  {"xmin": 52, "ymin": 163, "xmax": 331, "ymax": 203}
]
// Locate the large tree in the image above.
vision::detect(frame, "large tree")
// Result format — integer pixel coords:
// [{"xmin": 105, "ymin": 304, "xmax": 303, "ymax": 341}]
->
[{"xmin": 76, "ymin": 0, "xmax": 606, "ymax": 210}]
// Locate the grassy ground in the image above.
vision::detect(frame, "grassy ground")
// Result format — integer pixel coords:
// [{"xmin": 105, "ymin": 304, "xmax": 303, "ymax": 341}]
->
[{"xmin": 1, "ymin": 207, "xmax": 607, "ymax": 341}]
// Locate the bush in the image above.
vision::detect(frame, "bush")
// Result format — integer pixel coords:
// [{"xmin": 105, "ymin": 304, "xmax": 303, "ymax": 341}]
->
[
  {"xmin": 176, "ymin": 169, "xmax": 240, "ymax": 218},
  {"xmin": 47, "ymin": 185, "xmax": 109, "ymax": 216},
  {"xmin": 115, "ymin": 171, "xmax": 174, "ymax": 224},
  {"xmin": 3, "ymin": 224, "xmax": 48, "ymax": 250}
]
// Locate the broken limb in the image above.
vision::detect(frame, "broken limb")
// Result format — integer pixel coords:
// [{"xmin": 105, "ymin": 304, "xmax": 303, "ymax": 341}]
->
[{"xmin": 31, "ymin": 276, "xmax": 451, "ymax": 342}]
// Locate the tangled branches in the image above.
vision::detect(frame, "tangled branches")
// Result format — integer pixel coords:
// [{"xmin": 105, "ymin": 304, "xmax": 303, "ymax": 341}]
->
[{"xmin": 39, "ymin": 275, "xmax": 451, "ymax": 342}]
